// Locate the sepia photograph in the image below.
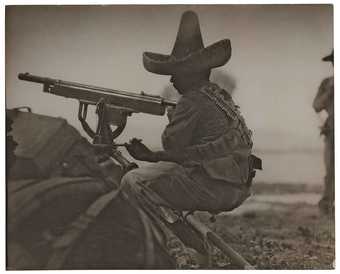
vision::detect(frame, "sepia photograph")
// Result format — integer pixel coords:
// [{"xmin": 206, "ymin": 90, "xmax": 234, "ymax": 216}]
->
[{"xmin": 5, "ymin": 3, "xmax": 334, "ymax": 270}]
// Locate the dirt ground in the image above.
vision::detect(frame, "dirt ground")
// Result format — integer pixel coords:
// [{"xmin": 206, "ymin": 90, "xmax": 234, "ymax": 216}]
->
[{"xmin": 196, "ymin": 183, "xmax": 335, "ymax": 270}]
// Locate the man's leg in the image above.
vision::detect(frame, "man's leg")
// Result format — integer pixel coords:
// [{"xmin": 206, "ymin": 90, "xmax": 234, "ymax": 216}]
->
[
  {"xmin": 120, "ymin": 162, "xmax": 180, "ymax": 200},
  {"xmin": 319, "ymin": 134, "xmax": 334, "ymax": 213},
  {"xmin": 120, "ymin": 162, "xmax": 206, "ymax": 267},
  {"xmin": 121, "ymin": 162, "xmax": 251, "ymax": 212},
  {"xmin": 121, "ymin": 162, "xmax": 216, "ymax": 211}
]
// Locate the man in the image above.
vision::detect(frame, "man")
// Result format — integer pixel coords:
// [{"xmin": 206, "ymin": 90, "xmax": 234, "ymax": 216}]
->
[
  {"xmin": 122, "ymin": 11, "xmax": 257, "ymax": 213},
  {"xmin": 313, "ymin": 50, "xmax": 334, "ymax": 214}
]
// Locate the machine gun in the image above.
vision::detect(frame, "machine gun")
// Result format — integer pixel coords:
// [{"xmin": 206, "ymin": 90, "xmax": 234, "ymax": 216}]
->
[{"xmin": 18, "ymin": 72, "xmax": 177, "ymax": 171}]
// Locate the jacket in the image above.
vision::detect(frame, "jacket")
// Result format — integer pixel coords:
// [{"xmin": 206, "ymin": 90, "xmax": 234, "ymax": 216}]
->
[{"xmin": 161, "ymin": 81, "xmax": 253, "ymax": 185}]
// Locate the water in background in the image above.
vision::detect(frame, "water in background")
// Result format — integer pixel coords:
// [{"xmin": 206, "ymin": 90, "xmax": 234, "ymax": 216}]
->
[{"xmin": 254, "ymin": 151, "xmax": 325, "ymax": 185}]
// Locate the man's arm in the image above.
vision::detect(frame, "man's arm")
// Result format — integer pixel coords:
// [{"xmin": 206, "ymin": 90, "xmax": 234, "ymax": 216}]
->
[
  {"xmin": 155, "ymin": 131, "xmax": 239, "ymax": 164},
  {"xmin": 125, "ymin": 138, "xmax": 188, "ymax": 163},
  {"xmin": 125, "ymin": 97, "xmax": 200, "ymax": 163},
  {"xmin": 161, "ymin": 96, "xmax": 200, "ymax": 150},
  {"xmin": 126, "ymin": 129, "xmax": 241, "ymax": 164}
]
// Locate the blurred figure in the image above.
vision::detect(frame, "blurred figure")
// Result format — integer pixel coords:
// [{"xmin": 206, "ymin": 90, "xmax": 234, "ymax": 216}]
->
[{"xmin": 313, "ymin": 50, "xmax": 334, "ymax": 214}]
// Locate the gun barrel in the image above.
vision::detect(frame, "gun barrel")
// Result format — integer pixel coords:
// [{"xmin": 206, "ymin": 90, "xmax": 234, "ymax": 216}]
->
[
  {"xmin": 18, "ymin": 72, "xmax": 176, "ymax": 115},
  {"xmin": 18, "ymin": 73, "xmax": 57, "ymax": 85}
]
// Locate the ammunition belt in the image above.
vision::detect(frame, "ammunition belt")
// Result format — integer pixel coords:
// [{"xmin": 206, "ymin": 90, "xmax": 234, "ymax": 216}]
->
[{"xmin": 200, "ymin": 84, "xmax": 253, "ymax": 147}]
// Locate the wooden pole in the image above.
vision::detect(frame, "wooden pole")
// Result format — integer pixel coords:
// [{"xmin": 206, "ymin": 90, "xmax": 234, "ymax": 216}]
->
[{"xmin": 185, "ymin": 214, "xmax": 255, "ymax": 269}]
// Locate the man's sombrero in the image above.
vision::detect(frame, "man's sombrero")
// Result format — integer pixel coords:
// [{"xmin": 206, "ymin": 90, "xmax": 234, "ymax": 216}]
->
[
  {"xmin": 322, "ymin": 50, "xmax": 333, "ymax": 62},
  {"xmin": 143, "ymin": 11, "xmax": 231, "ymax": 75}
]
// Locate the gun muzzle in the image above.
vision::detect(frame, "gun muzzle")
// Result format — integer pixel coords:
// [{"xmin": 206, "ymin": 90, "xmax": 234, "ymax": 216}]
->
[{"xmin": 18, "ymin": 73, "xmax": 56, "ymax": 85}]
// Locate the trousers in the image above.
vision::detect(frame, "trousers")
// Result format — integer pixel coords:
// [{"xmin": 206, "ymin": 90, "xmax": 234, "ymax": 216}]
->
[{"xmin": 120, "ymin": 161, "xmax": 250, "ymax": 213}]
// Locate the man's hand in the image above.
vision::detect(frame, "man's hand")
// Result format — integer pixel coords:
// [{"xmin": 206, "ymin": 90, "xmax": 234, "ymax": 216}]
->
[{"xmin": 125, "ymin": 138, "xmax": 158, "ymax": 162}]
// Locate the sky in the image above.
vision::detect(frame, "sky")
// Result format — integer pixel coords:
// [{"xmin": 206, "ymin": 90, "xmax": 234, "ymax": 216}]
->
[{"xmin": 6, "ymin": 4, "xmax": 333, "ymax": 154}]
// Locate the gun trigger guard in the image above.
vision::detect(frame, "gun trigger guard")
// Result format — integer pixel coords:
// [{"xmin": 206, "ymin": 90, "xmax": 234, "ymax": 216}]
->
[{"xmin": 109, "ymin": 118, "xmax": 127, "ymax": 140}]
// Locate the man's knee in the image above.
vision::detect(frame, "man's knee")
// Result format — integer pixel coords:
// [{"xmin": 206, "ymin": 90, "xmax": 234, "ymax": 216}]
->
[
  {"xmin": 120, "ymin": 169, "xmax": 141, "ymax": 190},
  {"xmin": 121, "ymin": 169, "xmax": 136, "ymax": 184}
]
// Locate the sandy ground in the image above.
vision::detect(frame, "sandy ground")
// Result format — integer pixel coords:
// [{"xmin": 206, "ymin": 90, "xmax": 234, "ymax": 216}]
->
[{"xmin": 195, "ymin": 182, "xmax": 335, "ymax": 270}]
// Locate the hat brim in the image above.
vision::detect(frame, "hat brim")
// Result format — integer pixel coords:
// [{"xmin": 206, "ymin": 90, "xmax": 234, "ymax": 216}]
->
[
  {"xmin": 322, "ymin": 52, "xmax": 333, "ymax": 62},
  {"xmin": 143, "ymin": 39, "xmax": 231, "ymax": 75}
]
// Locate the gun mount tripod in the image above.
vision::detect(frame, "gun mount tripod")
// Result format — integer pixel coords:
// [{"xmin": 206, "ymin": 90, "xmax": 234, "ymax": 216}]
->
[{"xmin": 77, "ymin": 98, "xmax": 138, "ymax": 172}]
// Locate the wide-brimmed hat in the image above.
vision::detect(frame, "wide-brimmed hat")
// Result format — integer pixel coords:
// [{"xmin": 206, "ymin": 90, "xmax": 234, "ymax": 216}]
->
[
  {"xmin": 322, "ymin": 50, "xmax": 333, "ymax": 62},
  {"xmin": 143, "ymin": 11, "xmax": 231, "ymax": 75}
]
